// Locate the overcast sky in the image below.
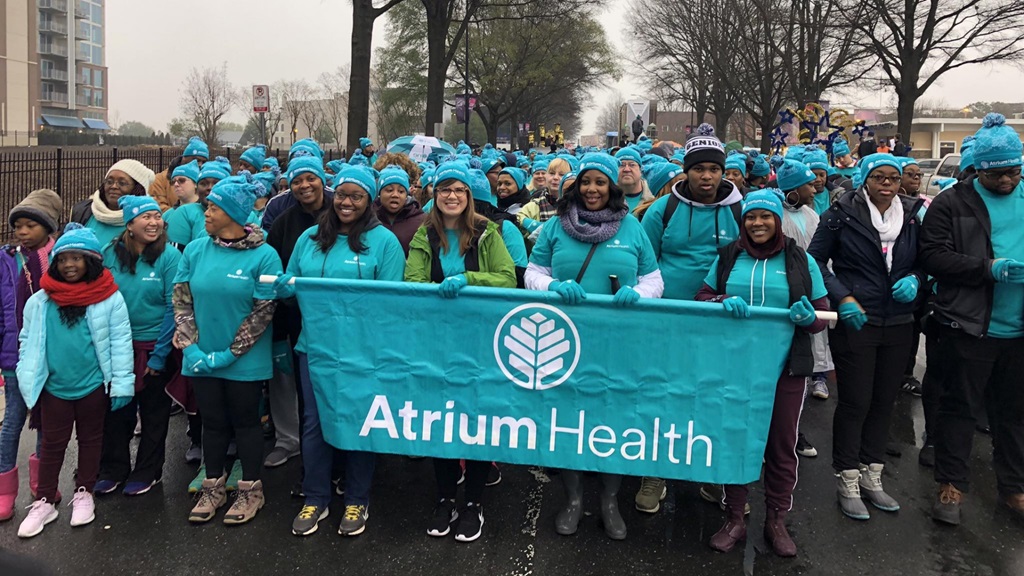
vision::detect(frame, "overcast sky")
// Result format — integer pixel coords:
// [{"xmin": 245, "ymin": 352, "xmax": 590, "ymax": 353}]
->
[{"xmin": 108, "ymin": 0, "xmax": 1022, "ymax": 138}]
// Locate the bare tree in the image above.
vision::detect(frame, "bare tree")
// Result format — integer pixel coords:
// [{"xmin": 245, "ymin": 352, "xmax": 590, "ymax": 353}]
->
[
  {"xmin": 279, "ymin": 80, "xmax": 310, "ymax": 145},
  {"xmin": 842, "ymin": 0, "xmax": 1024, "ymax": 137},
  {"xmin": 179, "ymin": 63, "xmax": 236, "ymax": 145},
  {"xmin": 596, "ymin": 92, "xmax": 624, "ymax": 135},
  {"xmin": 299, "ymin": 95, "xmax": 325, "ymax": 142},
  {"xmin": 317, "ymin": 67, "xmax": 349, "ymax": 147}
]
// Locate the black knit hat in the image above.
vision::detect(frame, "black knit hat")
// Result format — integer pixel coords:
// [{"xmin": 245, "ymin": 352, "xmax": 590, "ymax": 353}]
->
[{"xmin": 683, "ymin": 124, "xmax": 726, "ymax": 172}]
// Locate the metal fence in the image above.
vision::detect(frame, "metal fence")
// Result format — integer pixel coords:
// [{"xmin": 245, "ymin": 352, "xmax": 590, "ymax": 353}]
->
[{"xmin": 0, "ymin": 146, "xmax": 342, "ymax": 241}]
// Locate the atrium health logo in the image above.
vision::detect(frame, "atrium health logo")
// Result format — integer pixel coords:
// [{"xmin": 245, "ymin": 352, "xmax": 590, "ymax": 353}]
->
[{"xmin": 494, "ymin": 303, "xmax": 580, "ymax": 390}]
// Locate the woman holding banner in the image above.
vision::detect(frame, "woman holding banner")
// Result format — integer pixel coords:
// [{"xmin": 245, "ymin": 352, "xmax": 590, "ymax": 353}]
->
[
  {"xmin": 273, "ymin": 164, "xmax": 405, "ymax": 538},
  {"xmin": 696, "ymin": 189, "xmax": 830, "ymax": 557},
  {"xmin": 405, "ymin": 161, "xmax": 516, "ymax": 543},
  {"xmin": 524, "ymin": 152, "xmax": 663, "ymax": 541}
]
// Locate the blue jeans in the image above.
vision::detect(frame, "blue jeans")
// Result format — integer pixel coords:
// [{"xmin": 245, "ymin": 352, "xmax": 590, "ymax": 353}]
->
[
  {"xmin": 297, "ymin": 354, "xmax": 375, "ymax": 508},
  {"xmin": 0, "ymin": 375, "xmax": 41, "ymax": 473}
]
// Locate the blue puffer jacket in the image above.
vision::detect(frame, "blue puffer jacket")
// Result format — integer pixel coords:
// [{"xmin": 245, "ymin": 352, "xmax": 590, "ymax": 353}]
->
[
  {"xmin": 808, "ymin": 189, "xmax": 925, "ymax": 326},
  {"xmin": 17, "ymin": 290, "xmax": 134, "ymax": 409},
  {"xmin": 0, "ymin": 248, "xmax": 18, "ymax": 371}
]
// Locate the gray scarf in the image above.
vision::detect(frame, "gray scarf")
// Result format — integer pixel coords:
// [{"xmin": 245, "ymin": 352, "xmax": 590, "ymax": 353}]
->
[{"xmin": 560, "ymin": 202, "xmax": 627, "ymax": 243}]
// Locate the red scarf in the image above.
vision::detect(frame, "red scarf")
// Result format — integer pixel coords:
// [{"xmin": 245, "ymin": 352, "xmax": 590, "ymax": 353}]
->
[{"xmin": 40, "ymin": 268, "xmax": 119, "ymax": 307}]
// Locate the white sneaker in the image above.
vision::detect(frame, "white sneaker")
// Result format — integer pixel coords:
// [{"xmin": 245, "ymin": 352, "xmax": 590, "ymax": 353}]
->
[
  {"xmin": 69, "ymin": 487, "xmax": 95, "ymax": 527},
  {"xmin": 18, "ymin": 499, "xmax": 58, "ymax": 538}
]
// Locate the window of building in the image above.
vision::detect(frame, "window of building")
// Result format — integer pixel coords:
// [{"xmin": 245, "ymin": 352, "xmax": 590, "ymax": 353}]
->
[
  {"xmin": 41, "ymin": 60, "xmax": 54, "ymax": 74},
  {"xmin": 91, "ymin": 24, "xmax": 102, "ymax": 44},
  {"xmin": 93, "ymin": 90, "xmax": 104, "ymax": 108},
  {"xmin": 91, "ymin": 3, "xmax": 102, "ymax": 24},
  {"xmin": 91, "ymin": 46, "xmax": 102, "ymax": 66},
  {"xmin": 93, "ymin": 69, "xmax": 103, "ymax": 87},
  {"xmin": 82, "ymin": 87, "xmax": 91, "ymax": 106},
  {"xmin": 80, "ymin": 67, "xmax": 91, "ymax": 85},
  {"xmin": 939, "ymin": 141, "xmax": 956, "ymax": 157}
]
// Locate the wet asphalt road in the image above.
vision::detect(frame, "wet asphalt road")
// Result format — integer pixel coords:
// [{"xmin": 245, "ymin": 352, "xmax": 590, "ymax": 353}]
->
[{"xmin": 0, "ymin": 352, "xmax": 1022, "ymax": 576}]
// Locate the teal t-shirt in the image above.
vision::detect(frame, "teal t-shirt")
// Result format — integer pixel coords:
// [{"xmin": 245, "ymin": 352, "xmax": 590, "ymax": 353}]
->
[
  {"xmin": 625, "ymin": 193, "xmax": 644, "ymax": 213},
  {"xmin": 813, "ymin": 191, "xmax": 831, "ymax": 215},
  {"xmin": 975, "ymin": 180, "xmax": 1024, "ymax": 338},
  {"xmin": 165, "ymin": 203, "xmax": 208, "ymax": 247},
  {"xmin": 102, "ymin": 242, "xmax": 181, "ymax": 341},
  {"xmin": 529, "ymin": 214, "xmax": 658, "ymax": 295},
  {"xmin": 501, "ymin": 220, "xmax": 528, "ymax": 268},
  {"xmin": 440, "ymin": 229, "xmax": 467, "ymax": 277},
  {"xmin": 287, "ymin": 224, "xmax": 406, "ymax": 352},
  {"xmin": 703, "ymin": 249, "xmax": 828, "ymax": 308},
  {"xmin": 640, "ymin": 195, "xmax": 741, "ymax": 300},
  {"xmin": 45, "ymin": 300, "xmax": 103, "ymax": 400},
  {"xmin": 85, "ymin": 216, "xmax": 124, "ymax": 249},
  {"xmin": 174, "ymin": 237, "xmax": 283, "ymax": 380}
]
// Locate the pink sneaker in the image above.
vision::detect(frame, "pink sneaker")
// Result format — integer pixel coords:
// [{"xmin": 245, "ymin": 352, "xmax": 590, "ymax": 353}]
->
[
  {"xmin": 69, "ymin": 487, "xmax": 95, "ymax": 527},
  {"xmin": 17, "ymin": 499, "xmax": 58, "ymax": 538}
]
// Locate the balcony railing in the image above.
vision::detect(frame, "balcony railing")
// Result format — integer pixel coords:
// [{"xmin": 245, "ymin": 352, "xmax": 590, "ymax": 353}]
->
[
  {"xmin": 75, "ymin": 24, "xmax": 88, "ymax": 40},
  {"xmin": 38, "ymin": 0, "xmax": 68, "ymax": 12},
  {"xmin": 40, "ymin": 69, "xmax": 69, "ymax": 81},
  {"xmin": 38, "ymin": 44, "xmax": 69, "ymax": 57},
  {"xmin": 76, "ymin": 95, "xmax": 90, "ymax": 107},
  {"xmin": 40, "ymin": 92, "xmax": 70, "ymax": 104},
  {"xmin": 38, "ymin": 20, "xmax": 68, "ymax": 34},
  {"xmin": 74, "ymin": 4, "xmax": 88, "ymax": 18}
]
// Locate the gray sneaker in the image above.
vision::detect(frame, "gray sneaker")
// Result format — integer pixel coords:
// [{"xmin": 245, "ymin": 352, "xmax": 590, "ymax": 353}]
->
[
  {"xmin": 635, "ymin": 477, "xmax": 667, "ymax": 513},
  {"xmin": 811, "ymin": 378, "xmax": 830, "ymax": 399},
  {"xmin": 858, "ymin": 463, "xmax": 900, "ymax": 511},
  {"xmin": 338, "ymin": 504, "xmax": 368, "ymax": 536},
  {"xmin": 264, "ymin": 446, "xmax": 298, "ymax": 468},
  {"xmin": 836, "ymin": 470, "xmax": 870, "ymax": 520},
  {"xmin": 292, "ymin": 504, "xmax": 329, "ymax": 536}
]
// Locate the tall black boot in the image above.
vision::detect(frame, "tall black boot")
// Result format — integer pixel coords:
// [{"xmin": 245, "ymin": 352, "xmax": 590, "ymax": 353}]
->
[
  {"xmin": 554, "ymin": 469, "xmax": 583, "ymax": 535},
  {"xmin": 600, "ymin": 473, "xmax": 626, "ymax": 540}
]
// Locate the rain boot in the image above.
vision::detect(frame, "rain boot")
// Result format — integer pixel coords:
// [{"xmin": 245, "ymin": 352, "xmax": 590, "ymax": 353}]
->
[
  {"xmin": 764, "ymin": 507, "xmax": 797, "ymax": 557},
  {"xmin": 0, "ymin": 467, "xmax": 18, "ymax": 521},
  {"xmin": 599, "ymin": 474, "xmax": 626, "ymax": 540},
  {"xmin": 554, "ymin": 470, "xmax": 583, "ymax": 535},
  {"xmin": 709, "ymin": 496, "xmax": 747, "ymax": 553},
  {"xmin": 29, "ymin": 454, "xmax": 60, "ymax": 504}
]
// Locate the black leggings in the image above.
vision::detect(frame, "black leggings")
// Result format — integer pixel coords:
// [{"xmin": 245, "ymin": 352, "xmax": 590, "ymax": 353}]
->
[
  {"xmin": 434, "ymin": 459, "xmax": 489, "ymax": 503},
  {"xmin": 192, "ymin": 377, "xmax": 263, "ymax": 482}
]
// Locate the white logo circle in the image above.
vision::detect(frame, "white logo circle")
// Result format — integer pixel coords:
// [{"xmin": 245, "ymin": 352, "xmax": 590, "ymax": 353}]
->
[
  {"xmin": 614, "ymin": 239, "xmax": 621, "ymax": 245},
  {"xmin": 493, "ymin": 303, "xmax": 581, "ymax": 391},
  {"xmin": 149, "ymin": 272, "xmax": 156, "ymax": 277},
  {"xmin": 236, "ymin": 269, "xmax": 243, "ymax": 275}
]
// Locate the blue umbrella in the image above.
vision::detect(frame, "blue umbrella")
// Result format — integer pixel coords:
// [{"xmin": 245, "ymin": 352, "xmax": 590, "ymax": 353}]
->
[{"xmin": 386, "ymin": 135, "xmax": 457, "ymax": 162}]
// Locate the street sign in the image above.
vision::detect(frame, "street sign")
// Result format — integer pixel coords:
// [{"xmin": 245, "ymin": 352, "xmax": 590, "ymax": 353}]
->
[{"xmin": 252, "ymin": 85, "xmax": 270, "ymax": 113}]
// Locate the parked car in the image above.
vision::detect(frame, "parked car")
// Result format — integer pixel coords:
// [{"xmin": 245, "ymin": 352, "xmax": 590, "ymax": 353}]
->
[
  {"xmin": 917, "ymin": 158, "xmax": 941, "ymax": 173},
  {"xmin": 922, "ymin": 154, "xmax": 960, "ymax": 197}
]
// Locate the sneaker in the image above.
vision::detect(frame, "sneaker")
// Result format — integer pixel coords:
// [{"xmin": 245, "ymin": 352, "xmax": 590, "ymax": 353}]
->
[
  {"xmin": 486, "ymin": 463, "xmax": 502, "ymax": 487},
  {"xmin": 123, "ymin": 479, "xmax": 159, "ymax": 496},
  {"xmin": 918, "ymin": 444, "xmax": 935, "ymax": 468},
  {"xmin": 338, "ymin": 504, "xmax": 369, "ymax": 536},
  {"xmin": 185, "ymin": 444, "xmax": 203, "ymax": 465},
  {"xmin": 426, "ymin": 498, "xmax": 458, "ymax": 537},
  {"xmin": 635, "ymin": 477, "xmax": 667, "ymax": 513},
  {"xmin": 223, "ymin": 480, "xmax": 265, "ymax": 525},
  {"xmin": 188, "ymin": 465, "xmax": 206, "ymax": 494},
  {"xmin": 699, "ymin": 484, "xmax": 751, "ymax": 515},
  {"xmin": 454, "ymin": 503, "xmax": 484, "ymax": 542},
  {"xmin": 836, "ymin": 470, "xmax": 870, "ymax": 520},
  {"xmin": 264, "ymin": 446, "xmax": 298, "ymax": 468},
  {"xmin": 858, "ymin": 463, "xmax": 900, "ymax": 511},
  {"xmin": 811, "ymin": 377, "xmax": 830, "ymax": 399},
  {"xmin": 292, "ymin": 504, "xmax": 329, "ymax": 536},
  {"xmin": 189, "ymin": 476, "xmax": 228, "ymax": 523},
  {"xmin": 796, "ymin": 433, "xmax": 818, "ymax": 458},
  {"xmin": 932, "ymin": 483, "xmax": 962, "ymax": 525},
  {"xmin": 901, "ymin": 376, "xmax": 923, "ymax": 396},
  {"xmin": 17, "ymin": 499, "xmax": 58, "ymax": 538},
  {"xmin": 290, "ymin": 481, "xmax": 305, "ymax": 499},
  {"xmin": 225, "ymin": 460, "xmax": 243, "ymax": 492},
  {"xmin": 69, "ymin": 487, "xmax": 95, "ymax": 527},
  {"xmin": 93, "ymin": 479, "xmax": 121, "ymax": 495}
]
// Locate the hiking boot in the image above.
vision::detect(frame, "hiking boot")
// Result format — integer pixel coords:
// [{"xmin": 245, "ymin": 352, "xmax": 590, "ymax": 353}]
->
[
  {"xmin": 932, "ymin": 483, "xmax": 962, "ymax": 525},
  {"xmin": 225, "ymin": 460, "xmax": 243, "ymax": 492},
  {"xmin": 17, "ymin": 499, "xmax": 58, "ymax": 538},
  {"xmin": 836, "ymin": 470, "xmax": 870, "ymax": 520},
  {"xmin": 764, "ymin": 508, "xmax": 797, "ymax": 557},
  {"xmin": 339, "ymin": 504, "xmax": 369, "ymax": 536},
  {"xmin": 901, "ymin": 376, "xmax": 922, "ymax": 396},
  {"xmin": 188, "ymin": 465, "xmax": 206, "ymax": 494},
  {"xmin": 292, "ymin": 504, "xmax": 329, "ymax": 536},
  {"xmin": 859, "ymin": 464, "xmax": 900, "ymax": 511},
  {"xmin": 486, "ymin": 463, "xmax": 502, "ymax": 487},
  {"xmin": 454, "ymin": 502, "xmax": 484, "ymax": 542},
  {"xmin": 918, "ymin": 444, "xmax": 935, "ymax": 468},
  {"xmin": 188, "ymin": 476, "xmax": 227, "ymax": 523},
  {"xmin": 700, "ymin": 484, "xmax": 751, "ymax": 515},
  {"xmin": 634, "ymin": 477, "xmax": 667, "ymax": 513},
  {"xmin": 796, "ymin": 433, "xmax": 818, "ymax": 458},
  {"xmin": 709, "ymin": 514, "xmax": 746, "ymax": 553},
  {"xmin": 223, "ymin": 480, "xmax": 265, "ymax": 525},
  {"xmin": 93, "ymin": 479, "xmax": 121, "ymax": 495},
  {"xmin": 427, "ymin": 498, "xmax": 458, "ymax": 537},
  {"xmin": 69, "ymin": 487, "xmax": 95, "ymax": 527},
  {"xmin": 1001, "ymin": 493, "xmax": 1024, "ymax": 520},
  {"xmin": 811, "ymin": 377, "xmax": 830, "ymax": 399}
]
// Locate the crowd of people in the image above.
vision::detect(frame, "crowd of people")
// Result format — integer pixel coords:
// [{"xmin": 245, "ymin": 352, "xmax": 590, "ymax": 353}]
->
[{"xmin": 0, "ymin": 114, "xmax": 1021, "ymax": 557}]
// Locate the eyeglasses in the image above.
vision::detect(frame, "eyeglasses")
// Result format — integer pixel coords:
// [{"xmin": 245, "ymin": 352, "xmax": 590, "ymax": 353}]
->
[
  {"xmin": 902, "ymin": 172, "xmax": 922, "ymax": 180},
  {"xmin": 437, "ymin": 187, "xmax": 469, "ymax": 198},
  {"xmin": 981, "ymin": 167, "xmax": 1023, "ymax": 180},
  {"xmin": 619, "ymin": 161, "xmax": 639, "ymax": 170},
  {"xmin": 335, "ymin": 192, "xmax": 368, "ymax": 203},
  {"xmin": 104, "ymin": 178, "xmax": 134, "ymax": 189},
  {"xmin": 172, "ymin": 177, "xmax": 192, "ymax": 185},
  {"xmin": 868, "ymin": 175, "xmax": 901, "ymax": 184}
]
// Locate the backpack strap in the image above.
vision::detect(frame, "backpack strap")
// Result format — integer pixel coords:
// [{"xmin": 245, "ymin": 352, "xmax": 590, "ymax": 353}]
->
[{"xmin": 662, "ymin": 194, "xmax": 680, "ymax": 230}]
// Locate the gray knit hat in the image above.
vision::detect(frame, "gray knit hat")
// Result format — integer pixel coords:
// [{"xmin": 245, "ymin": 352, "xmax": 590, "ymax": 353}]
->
[{"xmin": 9, "ymin": 188, "xmax": 62, "ymax": 233}]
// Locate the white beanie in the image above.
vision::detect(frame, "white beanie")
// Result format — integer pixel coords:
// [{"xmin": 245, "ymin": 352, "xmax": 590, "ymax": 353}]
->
[{"xmin": 107, "ymin": 159, "xmax": 156, "ymax": 193}]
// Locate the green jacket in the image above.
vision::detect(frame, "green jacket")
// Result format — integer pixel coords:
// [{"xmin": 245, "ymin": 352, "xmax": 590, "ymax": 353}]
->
[{"xmin": 405, "ymin": 220, "xmax": 516, "ymax": 288}]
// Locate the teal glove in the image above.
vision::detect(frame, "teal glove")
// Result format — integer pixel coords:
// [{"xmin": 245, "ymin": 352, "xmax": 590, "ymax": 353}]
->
[
  {"xmin": 838, "ymin": 300, "xmax": 867, "ymax": 331},
  {"xmin": 612, "ymin": 286, "xmax": 641, "ymax": 307},
  {"xmin": 204, "ymin": 350, "xmax": 238, "ymax": 371},
  {"xmin": 272, "ymin": 340, "xmax": 293, "ymax": 374},
  {"xmin": 549, "ymin": 280, "xmax": 587, "ymax": 305},
  {"xmin": 891, "ymin": 276, "xmax": 919, "ymax": 303},
  {"xmin": 182, "ymin": 344, "xmax": 207, "ymax": 375},
  {"xmin": 722, "ymin": 296, "xmax": 750, "ymax": 319},
  {"xmin": 438, "ymin": 275, "xmax": 468, "ymax": 299},
  {"xmin": 110, "ymin": 396, "xmax": 132, "ymax": 412},
  {"xmin": 991, "ymin": 259, "xmax": 1024, "ymax": 284},
  {"xmin": 788, "ymin": 295, "xmax": 817, "ymax": 327},
  {"xmin": 273, "ymin": 273, "xmax": 296, "ymax": 299}
]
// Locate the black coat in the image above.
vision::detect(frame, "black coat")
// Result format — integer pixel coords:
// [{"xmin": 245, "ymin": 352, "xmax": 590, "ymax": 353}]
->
[
  {"xmin": 857, "ymin": 139, "xmax": 877, "ymax": 158},
  {"xmin": 918, "ymin": 177, "xmax": 1002, "ymax": 337},
  {"xmin": 808, "ymin": 189, "xmax": 925, "ymax": 326}
]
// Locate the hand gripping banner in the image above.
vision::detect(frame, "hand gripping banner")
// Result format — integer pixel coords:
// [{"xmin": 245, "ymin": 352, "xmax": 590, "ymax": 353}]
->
[{"xmin": 293, "ymin": 279, "xmax": 793, "ymax": 485}]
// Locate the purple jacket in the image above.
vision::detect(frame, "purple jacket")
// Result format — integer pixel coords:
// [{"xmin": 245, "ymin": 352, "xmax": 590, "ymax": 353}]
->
[{"xmin": 0, "ymin": 247, "xmax": 20, "ymax": 371}]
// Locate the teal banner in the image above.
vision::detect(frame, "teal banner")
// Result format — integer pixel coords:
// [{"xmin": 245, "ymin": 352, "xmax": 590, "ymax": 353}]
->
[{"xmin": 295, "ymin": 279, "xmax": 793, "ymax": 484}]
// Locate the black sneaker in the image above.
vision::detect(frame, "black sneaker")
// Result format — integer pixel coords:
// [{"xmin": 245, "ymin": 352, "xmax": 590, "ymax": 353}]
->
[
  {"xmin": 290, "ymin": 481, "xmax": 305, "ymax": 499},
  {"xmin": 486, "ymin": 463, "xmax": 502, "ymax": 487},
  {"xmin": 426, "ymin": 498, "xmax": 458, "ymax": 537},
  {"xmin": 901, "ymin": 377, "xmax": 923, "ymax": 396},
  {"xmin": 796, "ymin": 433, "xmax": 818, "ymax": 458},
  {"xmin": 454, "ymin": 503, "xmax": 484, "ymax": 542},
  {"xmin": 918, "ymin": 444, "xmax": 935, "ymax": 468}
]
